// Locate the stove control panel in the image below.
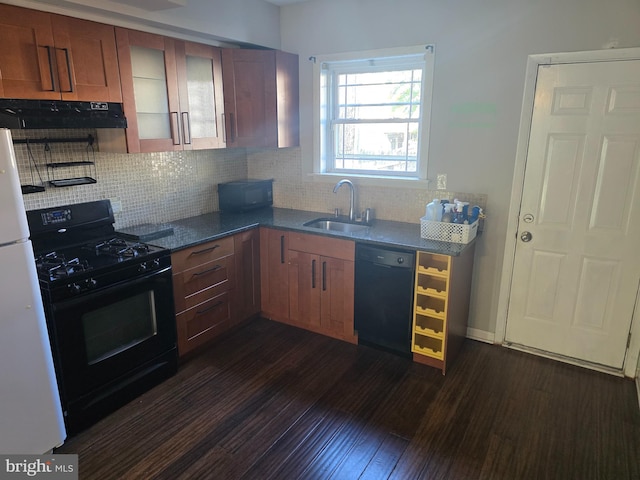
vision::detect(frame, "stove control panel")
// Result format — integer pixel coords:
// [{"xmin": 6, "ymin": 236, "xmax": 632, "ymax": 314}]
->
[
  {"xmin": 40, "ymin": 208, "xmax": 72, "ymax": 226},
  {"xmin": 56, "ymin": 255, "xmax": 170, "ymax": 299},
  {"xmin": 67, "ymin": 278, "xmax": 98, "ymax": 295},
  {"xmin": 138, "ymin": 259, "xmax": 161, "ymax": 273}
]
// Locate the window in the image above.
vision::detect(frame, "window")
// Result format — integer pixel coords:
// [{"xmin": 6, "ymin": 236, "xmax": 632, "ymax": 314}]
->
[{"xmin": 314, "ymin": 45, "xmax": 434, "ymax": 180}]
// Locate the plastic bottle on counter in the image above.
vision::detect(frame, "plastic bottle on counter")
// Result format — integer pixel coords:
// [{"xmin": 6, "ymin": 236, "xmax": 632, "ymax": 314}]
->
[
  {"xmin": 441, "ymin": 204, "xmax": 454, "ymax": 223},
  {"xmin": 425, "ymin": 199, "xmax": 442, "ymax": 221}
]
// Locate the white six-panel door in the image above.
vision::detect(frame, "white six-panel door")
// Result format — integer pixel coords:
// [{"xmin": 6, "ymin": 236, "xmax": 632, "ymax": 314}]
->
[{"xmin": 505, "ymin": 60, "xmax": 640, "ymax": 369}]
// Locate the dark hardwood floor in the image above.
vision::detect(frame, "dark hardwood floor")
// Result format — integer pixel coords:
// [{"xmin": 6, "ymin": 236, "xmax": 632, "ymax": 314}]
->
[{"xmin": 57, "ymin": 318, "xmax": 640, "ymax": 480}]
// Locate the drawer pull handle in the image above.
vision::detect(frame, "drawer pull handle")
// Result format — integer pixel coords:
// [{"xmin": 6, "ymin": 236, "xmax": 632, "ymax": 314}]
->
[
  {"xmin": 189, "ymin": 245, "xmax": 221, "ymax": 256},
  {"xmin": 196, "ymin": 300, "xmax": 224, "ymax": 315},
  {"xmin": 191, "ymin": 265, "xmax": 223, "ymax": 278}
]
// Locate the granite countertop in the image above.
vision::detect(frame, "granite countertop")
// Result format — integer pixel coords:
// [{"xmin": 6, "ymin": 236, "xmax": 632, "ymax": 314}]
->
[{"xmin": 126, "ymin": 207, "xmax": 476, "ymax": 256}]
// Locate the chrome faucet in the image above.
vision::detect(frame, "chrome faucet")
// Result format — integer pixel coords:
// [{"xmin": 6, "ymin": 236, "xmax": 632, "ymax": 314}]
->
[{"xmin": 333, "ymin": 179, "xmax": 356, "ymax": 221}]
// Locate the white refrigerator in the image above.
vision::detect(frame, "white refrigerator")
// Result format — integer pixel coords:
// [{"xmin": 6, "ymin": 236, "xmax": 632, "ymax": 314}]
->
[{"xmin": 0, "ymin": 128, "xmax": 66, "ymax": 454}]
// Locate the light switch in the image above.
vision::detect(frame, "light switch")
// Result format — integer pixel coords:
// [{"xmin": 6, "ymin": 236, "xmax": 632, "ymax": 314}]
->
[{"xmin": 437, "ymin": 173, "xmax": 447, "ymax": 190}]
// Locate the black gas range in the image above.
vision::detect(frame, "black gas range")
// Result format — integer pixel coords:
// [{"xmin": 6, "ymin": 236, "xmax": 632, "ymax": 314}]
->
[
  {"xmin": 27, "ymin": 200, "xmax": 178, "ymax": 435},
  {"xmin": 34, "ymin": 233, "xmax": 170, "ymax": 301}
]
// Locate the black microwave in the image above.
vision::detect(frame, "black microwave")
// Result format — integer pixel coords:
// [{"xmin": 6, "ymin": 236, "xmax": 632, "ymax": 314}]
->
[{"xmin": 218, "ymin": 179, "xmax": 273, "ymax": 212}]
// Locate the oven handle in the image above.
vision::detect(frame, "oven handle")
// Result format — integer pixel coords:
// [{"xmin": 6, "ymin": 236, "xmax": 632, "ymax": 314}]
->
[{"xmin": 52, "ymin": 265, "xmax": 172, "ymax": 310}]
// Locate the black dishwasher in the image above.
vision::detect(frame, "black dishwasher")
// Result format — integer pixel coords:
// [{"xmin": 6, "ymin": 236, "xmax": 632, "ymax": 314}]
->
[{"xmin": 354, "ymin": 244, "xmax": 415, "ymax": 357}]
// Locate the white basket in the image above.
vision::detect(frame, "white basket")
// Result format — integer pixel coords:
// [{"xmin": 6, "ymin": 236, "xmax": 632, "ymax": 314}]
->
[{"xmin": 420, "ymin": 217, "xmax": 478, "ymax": 244}]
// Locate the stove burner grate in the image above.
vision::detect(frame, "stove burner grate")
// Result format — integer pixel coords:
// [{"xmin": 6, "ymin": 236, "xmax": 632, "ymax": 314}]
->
[
  {"xmin": 36, "ymin": 252, "xmax": 92, "ymax": 280},
  {"xmin": 88, "ymin": 238, "xmax": 151, "ymax": 259}
]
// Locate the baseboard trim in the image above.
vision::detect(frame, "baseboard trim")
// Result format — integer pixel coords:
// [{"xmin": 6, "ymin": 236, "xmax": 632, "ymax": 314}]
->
[{"xmin": 466, "ymin": 327, "xmax": 495, "ymax": 344}]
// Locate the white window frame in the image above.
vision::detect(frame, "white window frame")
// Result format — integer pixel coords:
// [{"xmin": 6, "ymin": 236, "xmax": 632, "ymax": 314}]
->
[{"xmin": 312, "ymin": 45, "xmax": 435, "ymax": 183}]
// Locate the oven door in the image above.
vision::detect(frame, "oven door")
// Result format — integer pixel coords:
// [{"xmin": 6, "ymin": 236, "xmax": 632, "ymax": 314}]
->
[{"xmin": 51, "ymin": 265, "xmax": 177, "ymax": 402}]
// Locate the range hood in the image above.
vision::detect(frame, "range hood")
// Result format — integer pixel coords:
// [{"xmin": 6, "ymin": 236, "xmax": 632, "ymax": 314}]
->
[{"xmin": 0, "ymin": 99, "xmax": 127, "ymax": 129}]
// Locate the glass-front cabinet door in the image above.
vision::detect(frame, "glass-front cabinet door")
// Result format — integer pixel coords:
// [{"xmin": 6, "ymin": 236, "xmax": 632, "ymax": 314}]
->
[
  {"xmin": 130, "ymin": 45, "xmax": 173, "ymax": 141},
  {"xmin": 116, "ymin": 28, "xmax": 181, "ymax": 153},
  {"xmin": 115, "ymin": 28, "xmax": 225, "ymax": 153},
  {"xmin": 175, "ymin": 41, "xmax": 226, "ymax": 150}
]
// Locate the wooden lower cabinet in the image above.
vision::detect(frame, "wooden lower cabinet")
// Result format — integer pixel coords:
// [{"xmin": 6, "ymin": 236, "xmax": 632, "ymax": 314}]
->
[
  {"xmin": 261, "ymin": 227, "xmax": 357, "ymax": 344},
  {"xmin": 172, "ymin": 230, "xmax": 261, "ymax": 356},
  {"xmin": 172, "ymin": 236, "xmax": 235, "ymax": 356},
  {"xmin": 175, "ymin": 292, "xmax": 232, "ymax": 354},
  {"xmin": 259, "ymin": 227, "xmax": 289, "ymax": 321},
  {"xmin": 234, "ymin": 229, "xmax": 261, "ymax": 322}
]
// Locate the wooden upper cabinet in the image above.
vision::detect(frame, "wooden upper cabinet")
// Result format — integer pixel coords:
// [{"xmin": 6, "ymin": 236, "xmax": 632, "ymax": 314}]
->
[
  {"xmin": 175, "ymin": 41, "xmax": 226, "ymax": 150},
  {"xmin": 0, "ymin": 4, "xmax": 121, "ymax": 102},
  {"xmin": 116, "ymin": 28, "xmax": 225, "ymax": 153},
  {"xmin": 50, "ymin": 16, "xmax": 122, "ymax": 102},
  {"xmin": 222, "ymin": 48, "xmax": 299, "ymax": 149},
  {"xmin": 115, "ymin": 28, "xmax": 180, "ymax": 153}
]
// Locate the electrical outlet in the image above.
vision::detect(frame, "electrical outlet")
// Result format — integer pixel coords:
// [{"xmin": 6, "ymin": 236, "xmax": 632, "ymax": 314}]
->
[
  {"xmin": 111, "ymin": 198, "xmax": 123, "ymax": 214},
  {"xmin": 436, "ymin": 173, "xmax": 447, "ymax": 190}
]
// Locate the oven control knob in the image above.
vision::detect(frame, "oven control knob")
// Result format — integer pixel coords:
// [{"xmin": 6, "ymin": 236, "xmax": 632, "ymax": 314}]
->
[
  {"xmin": 86, "ymin": 278, "xmax": 98, "ymax": 289},
  {"xmin": 69, "ymin": 283, "xmax": 82, "ymax": 294},
  {"xmin": 152, "ymin": 258, "xmax": 160, "ymax": 268},
  {"xmin": 138, "ymin": 262, "xmax": 148, "ymax": 272}
]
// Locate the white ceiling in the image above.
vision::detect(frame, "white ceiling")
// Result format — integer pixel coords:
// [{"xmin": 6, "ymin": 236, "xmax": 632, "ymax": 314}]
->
[{"xmin": 264, "ymin": 0, "xmax": 311, "ymax": 5}]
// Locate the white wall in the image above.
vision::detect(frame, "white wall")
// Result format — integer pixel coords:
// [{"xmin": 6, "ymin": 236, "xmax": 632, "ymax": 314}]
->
[
  {"xmin": 6, "ymin": 0, "xmax": 281, "ymax": 48},
  {"xmin": 279, "ymin": 0, "xmax": 640, "ymax": 335}
]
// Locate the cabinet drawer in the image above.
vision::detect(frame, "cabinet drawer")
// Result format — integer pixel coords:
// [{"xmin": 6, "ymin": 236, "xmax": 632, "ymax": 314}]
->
[
  {"xmin": 176, "ymin": 291, "xmax": 231, "ymax": 355},
  {"xmin": 172, "ymin": 236, "xmax": 234, "ymax": 273},
  {"xmin": 288, "ymin": 232, "xmax": 354, "ymax": 261},
  {"xmin": 173, "ymin": 256, "xmax": 234, "ymax": 312}
]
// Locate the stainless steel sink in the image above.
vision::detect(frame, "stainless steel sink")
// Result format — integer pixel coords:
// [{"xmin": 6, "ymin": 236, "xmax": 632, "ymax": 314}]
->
[{"xmin": 303, "ymin": 218, "xmax": 370, "ymax": 234}]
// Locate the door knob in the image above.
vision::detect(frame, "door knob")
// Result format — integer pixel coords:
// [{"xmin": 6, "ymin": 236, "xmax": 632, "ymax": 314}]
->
[{"xmin": 520, "ymin": 231, "xmax": 532, "ymax": 242}]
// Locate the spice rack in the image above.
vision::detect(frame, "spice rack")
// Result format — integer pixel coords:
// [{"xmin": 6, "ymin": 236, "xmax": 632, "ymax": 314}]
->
[{"xmin": 14, "ymin": 135, "xmax": 97, "ymax": 189}]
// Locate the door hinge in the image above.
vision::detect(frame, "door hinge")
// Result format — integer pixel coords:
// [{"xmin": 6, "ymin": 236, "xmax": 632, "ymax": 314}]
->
[{"xmin": 627, "ymin": 332, "xmax": 632, "ymax": 349}]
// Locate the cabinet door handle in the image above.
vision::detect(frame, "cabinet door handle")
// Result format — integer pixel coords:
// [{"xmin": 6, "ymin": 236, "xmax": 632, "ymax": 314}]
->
[
  {"xmin": 322, "ymin": 261, "xmax": 327, "ymax": 291},
  {"xmin": 196, "ymin": 300, "xmax": 224, "ymax": 315},
  {"xmin": 221, "ymin": 113, "xmax": 227, "ymax": 143},
  {"xmin": 191, "ymin": 265, "xmax": 222, "ymax": 279},
  {"xmin": 311, "ymin": 259, "xmax": 316, "ymax": 289},
  {"xmin": 189, "ymin": 244, "xmax": 220, "ymax": 256},
  {"xmin": 229, "ymin": 112, "xmax": 236, "ymax": 143},
  {"xmin": 280, "ymin": 235, "xmax": 285, "ymax": 264},
  {"xmin": 181, "ymin": 112, "xmax": 191, "ymax": 144},
  {"xmin": 170, "ymin": 111, "xmax": 181, "ymax": 145},
  {"xmin": 39, "ymin": 45, "xmax": 56, "ymax": 92},
  {"xmin": 55, "ymin": 48, "xmax": 73, "ymax": 93}
]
